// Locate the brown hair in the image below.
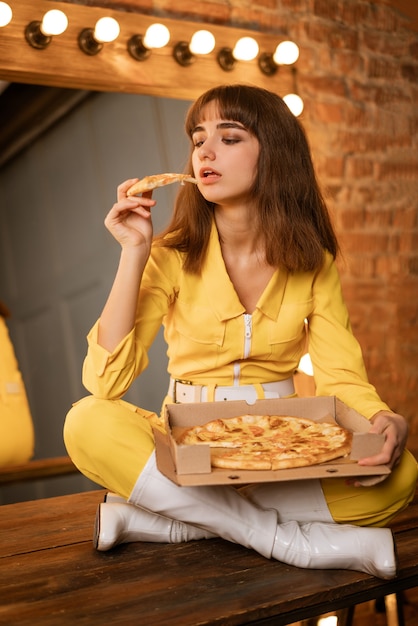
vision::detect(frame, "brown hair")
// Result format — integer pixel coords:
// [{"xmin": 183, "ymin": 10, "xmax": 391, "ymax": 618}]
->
[{"xmin": 156, "ymin": 84, "xmax": 338, "ymax": 273}]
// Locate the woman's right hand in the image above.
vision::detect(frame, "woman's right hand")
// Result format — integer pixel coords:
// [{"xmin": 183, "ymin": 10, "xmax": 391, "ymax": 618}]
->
[{"xmin": 104, "ymin": 179, "xmax": 156, "ymax": 253}]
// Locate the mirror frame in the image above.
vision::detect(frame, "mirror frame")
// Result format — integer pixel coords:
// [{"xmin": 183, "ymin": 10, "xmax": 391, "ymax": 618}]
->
[{"xmin": 0, "ymin": 1, "xmax": 295, "ymax": 100}]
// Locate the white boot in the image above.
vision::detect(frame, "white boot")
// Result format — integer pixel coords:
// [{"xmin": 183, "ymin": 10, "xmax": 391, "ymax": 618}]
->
[
  {"xmin": 130, "ymin": 453, "xmax": 277, "ymax": 558},
  {"xmin": 239, "ymin": 480, "xmax": 334, "ymax": 523},
  {"xmin": 104, "ymin": 492, "xmax": 127, "ymax": 503},
  {"xmin": 94, "ymin": 502, "xmax": 216, "ymax": 551},
  {"xmin": 272, "ymin": 520, "xmax": 396, "ymax": 577},
  {"xmin": 129, "ymin": 453, "xmax": 396, "ymax": 579},
  {"xmin": 240, "ymin": 481, "xmax": 397, "ymax": 577}
]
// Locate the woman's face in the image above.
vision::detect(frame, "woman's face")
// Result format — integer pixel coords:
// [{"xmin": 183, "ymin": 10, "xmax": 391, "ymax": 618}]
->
[{"xmin": 191, "ymin": 101, "xmax": 260, "ymax": 208}]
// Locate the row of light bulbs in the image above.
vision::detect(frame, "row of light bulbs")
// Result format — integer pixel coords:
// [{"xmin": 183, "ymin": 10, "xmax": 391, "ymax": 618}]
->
[{"xmin": 0, "ymin": 3, "xmax": 304, "ymax": 116}]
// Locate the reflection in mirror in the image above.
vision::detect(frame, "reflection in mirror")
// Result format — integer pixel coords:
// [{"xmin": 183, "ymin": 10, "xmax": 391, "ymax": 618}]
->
[{"xmin": 0, "ymin": 88, "xmax": 192, "ymax": 503}]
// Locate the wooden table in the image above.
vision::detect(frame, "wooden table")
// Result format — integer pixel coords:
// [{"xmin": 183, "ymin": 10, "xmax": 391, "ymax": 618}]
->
[{"xmin": 1, "ymin": 489, "xmax": 418, "ymax": 625}]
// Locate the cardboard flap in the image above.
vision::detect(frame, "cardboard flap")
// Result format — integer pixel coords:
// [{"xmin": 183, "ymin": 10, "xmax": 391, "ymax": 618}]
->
[
  {"xmin": 351, "ymin": 432, "xmax": 385, "ymax": 460},
  {"xmin": 335, "ymin": 398, "xmax": 371, "ymax": 433},
  {"xmin": 165, "ymin": 397, "xmax": 340, "ymax": 427},
  {"xmin": 173, "ymin": 442, "xmax": 212, "ymax": 475}
]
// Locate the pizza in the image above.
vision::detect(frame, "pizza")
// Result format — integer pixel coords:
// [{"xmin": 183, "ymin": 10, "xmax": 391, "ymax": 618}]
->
[
  {"xmin": 176, "ymin": 414, "xmax": 353, "ymax": 470},
  {"xmin": 127, "ymin": 173, "xmax": 198, "ymax": 196}
]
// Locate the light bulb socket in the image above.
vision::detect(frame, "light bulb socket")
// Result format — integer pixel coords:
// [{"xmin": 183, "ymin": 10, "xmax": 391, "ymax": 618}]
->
[
  {"xmin": 173, "ymin": 41, "xmax": 195, "ymax": 66},
  {"xmin": 25, "ymin": 21, "xmax": 51, "ymax": 49},
  {"xmin": 78, "ymin": 28, "xmax": 103, "ymax": 56},
  {"xmin": 217, "ymin": 47, "xmax": 235, "ymax": 71},
  {"xmin": 258, "ymin": 52, "xmax": 278, "ymax": 76},
  {"xmin": 127, "ymin": 34, "xmax": 151, "ymax": 61}
]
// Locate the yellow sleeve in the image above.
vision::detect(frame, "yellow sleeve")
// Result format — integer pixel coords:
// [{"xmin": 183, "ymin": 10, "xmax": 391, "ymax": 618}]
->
[
  {"xmin": 81, "ymin": 321, "xmax": 149, "ymax": 399},
  {"xmin": 308, "ymin": 253, "xmax": 391, "ymax": 419},
  {"xmin": 82, "ymin": 245, "xmax": 180, "ymax": 399}
]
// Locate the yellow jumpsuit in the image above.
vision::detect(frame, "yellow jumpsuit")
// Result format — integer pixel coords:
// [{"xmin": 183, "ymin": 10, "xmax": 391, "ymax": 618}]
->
[{"xmin": 64, "ymin": 221, "xmax": 417, "ymax": 526}]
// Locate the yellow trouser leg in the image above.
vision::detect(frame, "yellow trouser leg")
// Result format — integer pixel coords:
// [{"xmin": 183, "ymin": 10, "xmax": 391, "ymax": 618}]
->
[
  {"xmin": 64, "ymin": 396, "xmax": 158, "ymax": 499},
  {"xmin": 322, "ymin": 449, "xmax": 418, "ymax": 527}
]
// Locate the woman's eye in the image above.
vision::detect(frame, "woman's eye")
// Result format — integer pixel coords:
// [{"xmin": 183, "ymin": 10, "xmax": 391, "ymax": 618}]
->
[{"xmin": 193, "ymin": 139, "xmax": 204, "ymax": 148}]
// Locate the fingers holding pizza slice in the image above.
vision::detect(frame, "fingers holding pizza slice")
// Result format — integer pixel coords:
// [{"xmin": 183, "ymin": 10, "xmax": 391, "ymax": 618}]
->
[{"xmin": 127, "ymin": 173, "xmax": 198, "ymax": 197}]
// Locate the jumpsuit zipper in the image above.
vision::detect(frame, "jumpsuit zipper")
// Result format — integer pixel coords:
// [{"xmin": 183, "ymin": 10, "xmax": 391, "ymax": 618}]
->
[{"xmin": 234, "ymin": 314, "xmax": 252, "ymax": 385}]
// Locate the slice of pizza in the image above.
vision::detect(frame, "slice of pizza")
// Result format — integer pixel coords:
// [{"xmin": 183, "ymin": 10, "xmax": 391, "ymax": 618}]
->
[{"xmin": 127, "ymin": 173, "xmax": 198, "ymax": 196}]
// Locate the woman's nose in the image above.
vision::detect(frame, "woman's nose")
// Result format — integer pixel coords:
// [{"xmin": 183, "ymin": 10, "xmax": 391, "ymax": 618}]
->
[{"xmin": 197, "ymin": 141, "xmax": 215, "ymax": 160}]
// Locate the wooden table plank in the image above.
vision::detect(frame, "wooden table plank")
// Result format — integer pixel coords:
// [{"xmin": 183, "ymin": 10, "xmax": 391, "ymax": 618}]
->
[
  {"xmin": 0, "ymin": 490, "xmax": 104, "ymax": 557},
  {"xmin": 0, "ymin": 533, "xmax": 417, "ymax": 626},
  {"xmin": 0, "ymin": 490, "xmax": 417, "ymax": 625}
]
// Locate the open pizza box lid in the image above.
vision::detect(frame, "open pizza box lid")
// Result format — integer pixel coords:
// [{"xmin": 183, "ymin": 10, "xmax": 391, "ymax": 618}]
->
[{"xmin": 154, "ymin": 396, "xmax": 390, "ymax": 487}]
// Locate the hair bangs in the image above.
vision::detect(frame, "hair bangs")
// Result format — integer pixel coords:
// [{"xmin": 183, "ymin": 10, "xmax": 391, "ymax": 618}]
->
[{"xmin": 185, "ymin": 85, "xmax": 260, "ymax": 139}]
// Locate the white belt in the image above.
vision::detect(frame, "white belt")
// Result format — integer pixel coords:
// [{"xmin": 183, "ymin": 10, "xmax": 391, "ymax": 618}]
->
[{"xmin": 168, "ymin": 378, "xmax": 295, "ymax": 404}]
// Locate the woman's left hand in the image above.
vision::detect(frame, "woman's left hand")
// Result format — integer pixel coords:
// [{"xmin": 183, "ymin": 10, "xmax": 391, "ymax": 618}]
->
[
  {"xmin": 359, "ymin": 410, "xmax": 408, "ymax": 469},
  {"xmin": 352, "ymin": 411, "xmax": 409, "ymax": 486}
]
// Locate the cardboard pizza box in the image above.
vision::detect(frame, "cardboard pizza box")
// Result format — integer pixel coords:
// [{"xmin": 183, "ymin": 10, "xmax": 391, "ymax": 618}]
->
[{"xmin": 153, "ymin": 396, "xmax": 391, "ymax": 487}]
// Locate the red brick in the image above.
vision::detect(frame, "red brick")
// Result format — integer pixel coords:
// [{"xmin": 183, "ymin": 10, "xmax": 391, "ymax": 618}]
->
[
  {"xmin": 346, "ymin": 157, "xmax": 374, "ymax": 178},
  {"xmin": 364, "ymin": 208, "xmax": 393, "ymax": 229},
  {"xmin": 362, "ymin": 30, "xmax": 409, "ymax": 56},
  {"xmin": 314, "ymin": 154, "xmax": 345, "ymax": 180},
  {"xmin": 333, "ymin": 130, "xmax": 369, "ymax": 153},
  {"xmin": 249, "ymin": 0, "xmax": 277, "ymax": 9},
  {"xmin": 300, "ymin": 75, "xmax": 347, "ymax": 97},
  {"xmin": 375, "ymin": 255, "xmax": 403, "ymax": 277},
  {"xmin": 367, "ymin": 57, "xmax": 400, "ymax": 80},
  {"xmin": 377, "ymin": 161, "xmax": 418, "ymax": 181},
  {"xmin": 393, "ymin": 207, "xmax": 418, "ymax": 230},
  {"xmin": 340, "ymin": 252, "xmax": 378, "ymax": 277},
  {"xmin": 342, "ymin": 232, "xmax": 391, "ymax": 254},
  {"xmin": 398, "ymin": 301, "xmax": 418, "ymax": 325},
  {"xmin": 345, "ymin": 102, "xmax": 371, "ymax": 127},
  {"xmin": 158, "ymin": 0, "xmax": 230, "ymax": 23},
  {"xmin": 400, "ymin": 232, "xmax": 418, "ymax": 253},
  {"xmin": 402, "ymin": 64, "xmax": 418, "ymax": 83},
  {"xmin": 332, "ymin": 50, "xmax": 365, "ymax": 76},
  {"xmin": 313, "ymin": 0, "xmax": 339, "ymax": 20},
  {"xmin": 368, "ymin": 2, "xmax": 399, "ymax": 32},
  {"xmin": 280, "ymin": 0, "xmax": 308, "ymax": 12},
  {"xmin": 230, "ymin": 7, "xmax": 287, "ymax": 31},
  {"xmin": 65, "ymin": 0, "xmax": 153, "ymax": 9},
  {"xmin": 339, "ymin": 208, "xmax": 366, "ymax": 230},
  {"xmin": 349, "ymin": 81, "xmax": 412, "ymax": 108},
  {"xmin": 312, "ymin": 100, "xmax": 344, "ymax": 124},
  {"xmin": 305, "ymin": 21, "xmax": 358, "ymax": 50},
  {"xmin": 375, "ymin": 85, "xmax": 412, "ymax": 106},
  {"xmin": 408, "ymin": 256, "xmax": 418, "ymax": 275},
  {"xmin": 341, "ymin": 0, "xmax": 370, "ymax": 28}
]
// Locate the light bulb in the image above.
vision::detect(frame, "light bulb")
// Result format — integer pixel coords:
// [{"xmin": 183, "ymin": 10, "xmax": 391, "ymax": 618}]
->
[
  {"xmin": 283, "ymin": 93, "xmax": 304, "ymax": 117},
  {"xmin": 273, "ymin": 41, "xmax": 299, "ymax": 65},
  {"xmin": 41, "ymin": 10, "xmax": 68, "ymax": 37},
  {"xmin": 189, "ymin": 30, "xmax": 215, "ymax": 55},
  {"xmin": 0, "ymin": 2, "xmax": 12, "ymax": 27},
  {"xmin": 233, "ymin": 37, "xmax": 259, "ymax": 61},
  {"xmin": 143, "ymin": 23, "xmax": 170, "ymax": 49},
  {"xmin": 94, "ymin": 17, "xmax": 120, "ymax": 43},
  {"xmin": 318, "ymin": 617, "xmax": 338, "ymax": 626}
]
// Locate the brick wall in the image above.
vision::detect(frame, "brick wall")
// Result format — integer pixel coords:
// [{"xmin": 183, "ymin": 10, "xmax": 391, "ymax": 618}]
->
[{"xmin": 71, "ymin": 0, "xmax": 418, "ymax": 427}]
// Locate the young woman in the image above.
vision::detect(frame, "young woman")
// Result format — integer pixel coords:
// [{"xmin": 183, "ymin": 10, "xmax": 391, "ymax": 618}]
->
[{"xmin": 64, "ymin": 84, "xmax": 417, "ymax": 579}]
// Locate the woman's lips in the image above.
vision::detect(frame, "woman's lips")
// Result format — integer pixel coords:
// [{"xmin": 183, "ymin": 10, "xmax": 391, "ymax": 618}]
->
[{"xmin": 199, "ymin": 168, "xmax": 221, "ymax": 183}]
